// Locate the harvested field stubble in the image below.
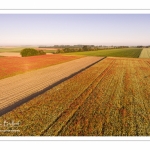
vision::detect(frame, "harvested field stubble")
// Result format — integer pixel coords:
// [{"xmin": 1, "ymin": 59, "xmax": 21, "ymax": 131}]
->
[{"xmin": 0, "ymin": 57, "xmax": 150, "ymax": 136}]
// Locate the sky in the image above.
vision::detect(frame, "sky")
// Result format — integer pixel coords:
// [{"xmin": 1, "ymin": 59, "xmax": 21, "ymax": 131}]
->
[{"xmin": 0, "ymin": 14, "xmax": 150, "ymax": 46}]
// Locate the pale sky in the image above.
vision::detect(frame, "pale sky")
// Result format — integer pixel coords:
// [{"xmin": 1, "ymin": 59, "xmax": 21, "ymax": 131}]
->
[{"xmin": 0, "ymin": 14, "xmax": 150, "ymax": 46}]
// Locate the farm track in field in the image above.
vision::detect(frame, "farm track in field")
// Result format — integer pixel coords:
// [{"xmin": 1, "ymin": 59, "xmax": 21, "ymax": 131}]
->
[{"xmin": 0, "ymin": 56, "xmax": 104, "ymax": 116}]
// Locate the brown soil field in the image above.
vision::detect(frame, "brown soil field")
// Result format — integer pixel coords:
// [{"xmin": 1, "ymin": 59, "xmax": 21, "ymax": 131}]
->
[{"xmin": 0, "ymin": 52, "xmax": 21, "ymax": 57}]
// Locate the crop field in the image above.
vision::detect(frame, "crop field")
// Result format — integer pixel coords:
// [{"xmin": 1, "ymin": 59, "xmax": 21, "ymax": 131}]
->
[
  {"xmin": 139, "ymin": 48, "xmax": 150, "ymax": 58},
  {"xmin": 0, "ymin": 47, "xmax": 24, "ymax": 53},
  {"xmin": 0, "ymin": 52, "xmax": 21, "ymax": 57},
  {"xmin": 0, "ymin": 57, "xmax": 150, "ymax": 136},
  {"xmin": 65, "ymin": 48, "xmax": 142, "ymax": 58},
  {"xmin": 0, "ymin": 56, "xmax": 102, "ymax": 114},
  {"xmin": 0, "ymin": 47, "xmax": 59, "ymax": 54},
  {"xmin": 0, "ymin": 54, "xmax": 81, "ymax": 79}
]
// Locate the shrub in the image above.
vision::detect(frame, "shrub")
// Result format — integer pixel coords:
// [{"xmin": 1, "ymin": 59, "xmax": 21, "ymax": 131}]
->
[
  {"xmin": 38, "ymin": 50, "xmax": 46, "ymax": 55},
  {"xmin": 20, "ymin": 48, "xmax": 46, "ymax": 57}
]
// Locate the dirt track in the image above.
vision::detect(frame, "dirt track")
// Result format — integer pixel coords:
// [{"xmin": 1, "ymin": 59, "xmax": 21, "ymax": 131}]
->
[{"xmin": 0, "ymin": 56, "xmax": 104, "ymax": 115}]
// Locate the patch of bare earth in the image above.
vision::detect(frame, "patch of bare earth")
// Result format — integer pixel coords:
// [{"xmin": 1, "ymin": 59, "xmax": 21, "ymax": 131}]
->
[{"xmin": 0, "ymin": 52, "xmax": 21, "ymax": 57}]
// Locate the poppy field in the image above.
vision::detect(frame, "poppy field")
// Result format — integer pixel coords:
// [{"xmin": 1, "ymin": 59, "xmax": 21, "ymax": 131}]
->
[
  {"xmin": 0, "ymin": 57, "xmax": 150, "ymax": 136},
  {"xmin": 0, "ymin": 54, "xmax": 81, "ymax": 79}
]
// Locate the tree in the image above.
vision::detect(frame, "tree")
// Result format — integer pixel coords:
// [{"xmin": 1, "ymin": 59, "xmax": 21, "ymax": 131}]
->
[
  {"xmin": 20, "ymin": 48, "xmax": 46, "ymax": 57},
  {"xmin": 82, "ymin": 46, "xmax": 88, "ymax": 51}
]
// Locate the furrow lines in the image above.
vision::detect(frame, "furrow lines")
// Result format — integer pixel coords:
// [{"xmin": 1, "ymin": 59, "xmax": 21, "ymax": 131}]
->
[{"xmin": 41, "ymin": 59, "xmax": 115, "ymax": 135}]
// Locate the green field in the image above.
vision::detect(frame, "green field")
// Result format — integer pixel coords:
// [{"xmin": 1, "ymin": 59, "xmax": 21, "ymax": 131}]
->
[
  {"xmin": 0, "ymin": 47, "xmax": 143, "ymax": 57},
  {"xmin": 0, "ymin": 47, "xmax": 56, "ymax": 53},
  {"xmin": 0, "ymin": 47, "xmax": 24, "ymax": 53},
  {"xmin": 41, "ymin": 50, "xmax": 56, "ymax": 53},
  {"xmin": 64, "ymin": 48, "xmax": 142, "ymax": 58}
]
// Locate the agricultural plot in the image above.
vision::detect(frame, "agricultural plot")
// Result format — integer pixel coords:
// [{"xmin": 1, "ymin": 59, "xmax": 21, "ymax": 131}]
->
[
  {"xmin": 139, "ymin": 48, "xmax": 150, "ymax": 58},
  {"xmin": 0, "ymin": 57, "xmax": 150, "ymax": 136},
  {"xmin": 0, "ymin": 47, "xmax": 24, "ymax": 53},
  {"xmin": 0, "ymin": 52, "xmax": 21, "ymax": 57},
  {"xmin": 0, "ymin": 56, "xmax": 103, "ymax": 116},
  {"xmin": 0, "ymin": 47, "xmax": 58, "ymax": 54},
  {"xmin": 0, "ymin": 54, "xmax": 81, "ymax": 79},
  {"xmin": 65, "ymin": 48, "xmax": 142, "ymax": 58}
]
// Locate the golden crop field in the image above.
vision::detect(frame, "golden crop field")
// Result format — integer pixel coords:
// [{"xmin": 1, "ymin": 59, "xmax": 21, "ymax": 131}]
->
[{"xmin": 0, "ymin": 57, "xmax": 150, "ymax": 136}]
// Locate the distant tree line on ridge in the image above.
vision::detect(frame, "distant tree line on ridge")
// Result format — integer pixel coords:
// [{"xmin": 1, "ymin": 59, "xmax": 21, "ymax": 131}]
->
[
  {"xmin": 54, "ymin": 46, "xmax": 130, "ymax": 54},
  {"xmin": 54, "ymin": 46, "xmax": 99, "ymax": 53}
]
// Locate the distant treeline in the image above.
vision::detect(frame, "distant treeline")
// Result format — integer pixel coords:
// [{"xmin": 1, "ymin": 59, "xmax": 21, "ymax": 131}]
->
[
  {"xmin": 38, "ymin": 45, "xmax": 150, "ymax": 54},
  {"xmin": 39, "ymin": 45, "xmax": 95, "ymax": 48},
  {"xmin": 39, "ymin": 45, "xmax": 150, "ymax": 49},
  {"xmin": 39, "ymin": 45, "xmax": 129, "ymax": 49},
  {"xmin": 54, "ymin": 46, "xmax": 130, "ymax": 54},
  {"xmin": 137, "ymin": 46, "xmax": 150, "ymax": 48},
  {"xmin": 55, "ymin": 46, "xmax": 98, "ymax": 53}
]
